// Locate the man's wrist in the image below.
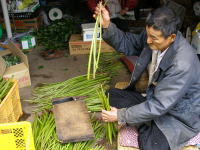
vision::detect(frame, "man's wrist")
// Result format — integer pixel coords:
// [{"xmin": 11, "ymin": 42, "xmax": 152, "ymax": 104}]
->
[
  {"xmin": 117, "ymin": 108, "xmax": 127, "ymax": 125},
  {"xmin": 118, "ymin": 120, "xmax": 126, "ymax": 126},
  {"xmin": 103, "ymin": 21, "xmax": 110, "ymax": 29}
]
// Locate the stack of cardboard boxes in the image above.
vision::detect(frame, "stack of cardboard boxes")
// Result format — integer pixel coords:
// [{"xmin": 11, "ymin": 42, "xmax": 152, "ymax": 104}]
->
[{"xmin": 0, "ymin": 41, "xmax": 31, "ymax": 88}]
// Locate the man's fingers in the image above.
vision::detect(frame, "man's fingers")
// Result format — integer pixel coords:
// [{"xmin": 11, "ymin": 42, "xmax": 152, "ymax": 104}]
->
[
  {"xmin": 102, "ymin": 110, "xmax": 111, "ymax": 119},
  {"xmin": 110, "ymin": 107, "xmax": 115, "ymax": 110},
  {"xmin": 102, "ymin": 109, "xmax": 107, "ymax": 113},
  {"xmin": 101, "ymin": 6, "xmax": 107, "ymax": 12},
  {"xmin": 102, "ymin": 112, "xmax": 110, "ymax": 118},
  {"xmin": 102, "ymin": 110, "xmax": 110, "ymax": 115},
  {"xmin": 94, "ymin": 9, "xmax": 99, "ymax": 15},
  {"xmin": 95, "ymin": 4, "xmax": 106, "ymax": 14},
  {"xmin": 102, "ymin": 116, "xmax": 108, "ymax": 122},
  {"xmin": 95, "ymin": 7, "xmax": 100, "ymax": 13},
  {"xmin": 102, "ymin": 115, "xmax": 107, "ymax": 119},
  {"xmin": 103, "ymin": 119, "xmax": 108, "ymax": 122}
]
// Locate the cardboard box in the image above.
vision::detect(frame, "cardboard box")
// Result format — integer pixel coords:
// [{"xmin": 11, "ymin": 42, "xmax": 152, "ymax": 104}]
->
[
  {"xmin": 0, "ymin": 41, "xmax": 31, "ymax": 88},
  {"xmin": 69, "ymin": 34, "xmax": 115, "ymax": 55}
]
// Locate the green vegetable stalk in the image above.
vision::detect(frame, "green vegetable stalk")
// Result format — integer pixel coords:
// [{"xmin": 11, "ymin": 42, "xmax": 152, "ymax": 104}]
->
[
  {"xmin": 32, "ymin": 112, "xmax": 105, "ymax": 150},
  {"xmin": 28, "ymin": 74, "xmax": 111, "ymax": 112},
  {"xmin": 87, "ymin": 7, "xmax": 102, "ymax": 80},
  {"xmin": 97, "ymin": 86, "xmax": 117, "ymax": 144},
  {"xmin": 0, "ymin": 77, "xmax": 13, "ymax": 103}
]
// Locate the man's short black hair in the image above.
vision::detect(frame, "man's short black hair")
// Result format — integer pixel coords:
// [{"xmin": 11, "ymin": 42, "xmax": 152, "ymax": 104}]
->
[{"xmin": 146, "ymin": 7, "xmax": 181, "ymax": 38}]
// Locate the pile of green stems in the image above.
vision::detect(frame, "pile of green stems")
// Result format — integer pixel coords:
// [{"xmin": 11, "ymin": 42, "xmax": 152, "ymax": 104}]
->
[
  {"xmin": 97, "ymin": 52, "xmax": 126, "ymax": 77},
  {"xmin": 28, "ymin": 74, "xmax": 111, "ymax": 112},
  {"xmin": 0, "ymin": 77, "xmax": 13, "ymax": 103},
  {"xmin": 32, "ymin": 112, "xmax": 105, "ymax": 150},
  {"xmin": 30, "ymin": 52, "xmax": 127, "ymax": 147},
  {"xmin": 97, "ymin": 86, "xmax": 117, "ymax": 144},
  {"xmin": 29, "ymin": 52, "xmax": 126, "ymax": 112}
]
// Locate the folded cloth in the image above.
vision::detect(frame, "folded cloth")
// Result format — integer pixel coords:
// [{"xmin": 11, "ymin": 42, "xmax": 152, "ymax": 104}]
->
[
  {"xmin": 119, "ymin": 126, "xmax": 139, "ymax": 148},
  {"xmin": 186, "ymin": 132, "xmax": 200, "ymax": 146},
  {"xmin": 119, "ymin": 126, "xmax": 200, "ymax": 148}
]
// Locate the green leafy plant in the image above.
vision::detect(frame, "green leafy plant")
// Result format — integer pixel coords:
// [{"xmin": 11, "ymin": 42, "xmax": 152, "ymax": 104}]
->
[
  {"xmin": 3, "ymin": 55, "xmax": 21, "ymax": 67},
  {"xmin": 34, "ymin": 18, "xmax": 76, "ymax": 51}
]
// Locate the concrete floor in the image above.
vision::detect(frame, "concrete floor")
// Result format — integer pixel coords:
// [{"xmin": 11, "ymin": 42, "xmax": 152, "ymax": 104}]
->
[{"xmin": 19, "ymin": 47, "xmax": 130, "ymax": 121}]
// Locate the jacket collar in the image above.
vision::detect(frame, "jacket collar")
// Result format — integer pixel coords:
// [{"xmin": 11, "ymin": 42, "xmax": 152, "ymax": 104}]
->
[{"xmin": 158, "ymin": 32, "xmax": 181, "ymax": 71}]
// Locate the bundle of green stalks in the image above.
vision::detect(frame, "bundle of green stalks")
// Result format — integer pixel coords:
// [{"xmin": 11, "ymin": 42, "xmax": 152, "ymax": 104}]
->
[
  {"xmin": 32, "ymin": 112, "xmax": 106, "ymax": 150},
  {"xmin": 0, "ymin": 76, "xmax": 13, "ymax": 103},
  {"xmin": 97, "ymin": 86, "xmax": 117, "ymax": 144},
  {"xmin": 87, "ymin": 1, "xmax": 126, "ymax": 80},
  {"xmin": 28, "ymin": 74, "xmax": 111, "ymax": 112},
  {"xmin": 87, "ymin": 2, "xmax": 104, "ymax": 80}
]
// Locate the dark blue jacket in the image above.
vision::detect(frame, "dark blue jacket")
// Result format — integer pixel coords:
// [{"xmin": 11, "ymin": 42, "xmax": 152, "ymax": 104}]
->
[{"xmin": 103, "ymin": 23, "xmax": 200, "ymax": 150}]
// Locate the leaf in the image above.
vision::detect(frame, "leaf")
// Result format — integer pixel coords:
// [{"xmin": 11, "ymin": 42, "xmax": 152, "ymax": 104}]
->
[
  {"xmin": 64, "ymin": 68, "xmax": 68, "ymax": 71},
  {"xmin": 38, "ymin": 65, "xmax": 44, "ymax": 69}
]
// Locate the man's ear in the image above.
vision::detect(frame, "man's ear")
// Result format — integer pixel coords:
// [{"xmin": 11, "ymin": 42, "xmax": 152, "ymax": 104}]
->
[{"xmin": 170, "ymin": 34, "xmax": 176, "ymax": 42}]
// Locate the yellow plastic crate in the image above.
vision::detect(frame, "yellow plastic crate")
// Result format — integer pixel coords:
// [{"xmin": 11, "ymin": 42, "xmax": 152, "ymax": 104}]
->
[
  {"xmin": 0, "ymin": 79, "xmax": 23, "ymax": 123},
  {"xmin": 0, "ymin": 121, "xmax": 35, "ymax": 150}
]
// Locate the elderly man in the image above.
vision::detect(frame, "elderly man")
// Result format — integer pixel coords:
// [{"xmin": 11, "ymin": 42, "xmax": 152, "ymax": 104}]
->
[{"xmin": 94, "ymin": 6, "xmax": 200, "ymax": 150}]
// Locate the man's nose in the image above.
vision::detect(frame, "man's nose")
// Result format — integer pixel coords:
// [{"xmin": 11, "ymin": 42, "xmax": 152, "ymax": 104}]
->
[{"xmin": 147, "ymin": 37, "xmax": 152, "ymax": 44}]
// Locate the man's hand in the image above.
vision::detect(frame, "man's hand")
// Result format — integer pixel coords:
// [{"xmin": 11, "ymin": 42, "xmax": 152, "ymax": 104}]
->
[
  {"xmin": 101, "ymin": 107, "xmax": 118, "ymax": 122},
  {"xmin": 93, "ymin": 3, "xmax": 110, "ymax": 28}
]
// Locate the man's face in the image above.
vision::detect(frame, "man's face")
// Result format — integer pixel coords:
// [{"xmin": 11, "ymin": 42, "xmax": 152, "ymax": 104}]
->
[{"xmin": 146, "ymin": 26, "xmax": 176, "ymax": 51}]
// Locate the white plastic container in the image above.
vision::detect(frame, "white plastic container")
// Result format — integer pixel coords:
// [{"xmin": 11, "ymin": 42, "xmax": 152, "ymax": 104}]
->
[{"xmin": 81, "ymin": 23, "xmax": 100, "ymax": 41}]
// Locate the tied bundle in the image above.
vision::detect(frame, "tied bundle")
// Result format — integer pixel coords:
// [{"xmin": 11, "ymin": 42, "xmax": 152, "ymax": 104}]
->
[{"xmin": 97, "ymin": 86, "xmax": 117, "ymax": 144}]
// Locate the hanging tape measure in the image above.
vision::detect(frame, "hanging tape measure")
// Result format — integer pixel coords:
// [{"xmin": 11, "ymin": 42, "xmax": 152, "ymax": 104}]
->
[{"xmin": 48, "ymin": 7, "xmax": 63, "ymax": 21}]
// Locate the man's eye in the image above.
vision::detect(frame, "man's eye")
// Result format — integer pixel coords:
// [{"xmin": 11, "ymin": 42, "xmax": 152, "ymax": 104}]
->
[{"xmin": 152, "ymin": 37, "xmax": 157, "ymax": 40}]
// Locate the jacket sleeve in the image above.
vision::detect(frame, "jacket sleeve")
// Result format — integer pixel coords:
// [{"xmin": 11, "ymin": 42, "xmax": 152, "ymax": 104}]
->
[
  {"xmin": 103, "ymin": 23, "xmax": 146, "ymax": 56},
  {"xmin": 117, "ymin": 58, "xmax": 195, "ymax": 124},
  {"xmin": 123, "ymin": 0, "xmax": 138, "ymax": 10}
]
